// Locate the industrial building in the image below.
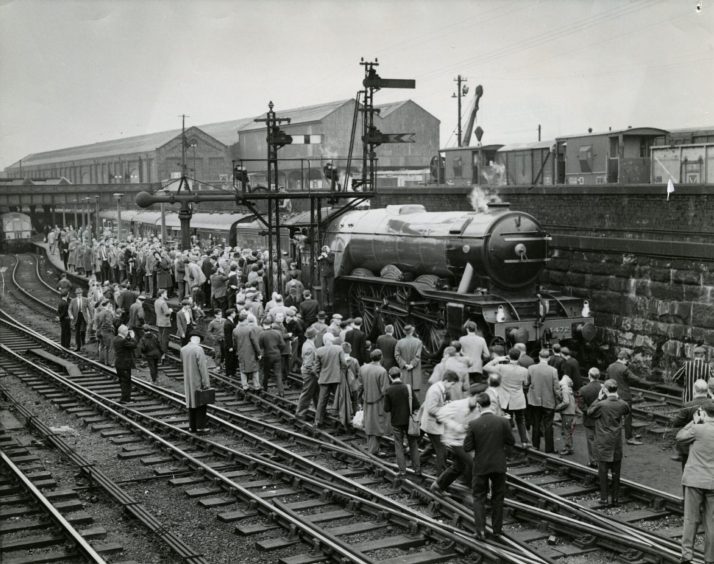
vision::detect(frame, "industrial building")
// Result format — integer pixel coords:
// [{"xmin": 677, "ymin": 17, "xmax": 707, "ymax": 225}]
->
[{"xmin": 4, "ymin": 99, "xmax": 440, "ymax": 189}]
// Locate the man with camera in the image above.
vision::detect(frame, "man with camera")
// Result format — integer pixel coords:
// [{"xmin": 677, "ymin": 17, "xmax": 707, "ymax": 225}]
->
[
  {"xmin": 317, "ymin": 245, "xmax": 335, "ymax": 309},
  {"xmin": 113, "ymin": 325, "xmax": 137, "ymax": 404}
]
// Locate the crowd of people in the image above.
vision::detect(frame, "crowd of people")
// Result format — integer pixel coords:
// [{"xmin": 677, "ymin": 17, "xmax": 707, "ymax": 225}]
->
[{"xmin": 48, "ymin": 225, "xmax": 714, "ymax": 558}]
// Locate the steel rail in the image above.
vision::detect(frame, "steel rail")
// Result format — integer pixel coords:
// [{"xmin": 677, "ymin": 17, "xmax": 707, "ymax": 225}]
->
[
  {"xmin": 0, "ymin": 448, "xmax": 107, "ymax": 563},
  {"xmin": 131, "ymin": 380, "xmax": 545, "ymax": 564},
  {"xmin": 33, "ymin": 253, "xmax": 62, "ymax": 295},
  {"xmin": 0, "ymin": 343, "xmax": 374, "ymax": 564},
  {"xmin": 240, "ymin": 376, "xmax": 689, "ymax": 561},
  {"xmin": 0, "ymin": 383, "xmax": 209, "ymax": 564},
  {"xmin": 155, "ymin": 352, "xmax": 684, "ymax": 563},
  {"xmin": 505, "ymin": 475, "xmax": 688, "ymax": 560},
  {"xmin": 10, "ymin": 254, "xmax": 57, "ymax": 313},
  {"xmin": 0, "ymin": 329, "xmax": 539, "ymax": 564},
  {"xmin": 0, "ymin": 281, "xmax": 684, "ymax": 563}
]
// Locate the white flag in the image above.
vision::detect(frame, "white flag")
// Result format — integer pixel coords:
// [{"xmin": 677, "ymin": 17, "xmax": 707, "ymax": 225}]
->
[{"xmin": 666, "ymin": 178, "xmax": 675, "ymax": 201}]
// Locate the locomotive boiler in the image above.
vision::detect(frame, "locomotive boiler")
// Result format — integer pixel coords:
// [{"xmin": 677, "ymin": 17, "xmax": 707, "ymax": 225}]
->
[{"xmin": 325, "ymin": 204, "xmax": 594, "ymax": 357}]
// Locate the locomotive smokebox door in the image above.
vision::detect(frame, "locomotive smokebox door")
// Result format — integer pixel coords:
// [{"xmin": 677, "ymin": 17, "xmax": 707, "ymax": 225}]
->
[{"xmin": 446, "ymin": 302, "xmax": 465, "ymax": 337}]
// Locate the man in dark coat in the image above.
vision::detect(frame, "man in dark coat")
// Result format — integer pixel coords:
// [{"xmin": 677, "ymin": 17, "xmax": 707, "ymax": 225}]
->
[
  {"xmin": 234, "ymin": 311, "xmax": 262, "ymax": 391},
  {"xmin": 344, "ymin": 317, "xmax": 369, "ymax": 365},
  {"xmin": 258, "ymin": 319, "xmax": 286, "ymax": 396},
  {"xmin": 317, "ymin": 245, "xmax": 335, "ymax": 308},
  {"xmin": 606, "ymin": 350, "xmax": 642, "ymax": 445},
  {"xmin": 464, "ymin": 393, "xmax": 515, "ymax": 538},
  {"xmin": 299, "ymin": 290, "xmax": 320, "ymax": 327},
  {"xmin": 69, "ymin": 287, "xmax": 92, "ymax": 352},
  {"xmin": 223, "ymin": 309, "xmax": 237, "ymax": 379},
  {"xmin": 113, "ymin": 325, "xmax": 137, "ymax": 403},
  {"xmin": 375, "ymin": 325, "xmax": 398, "ymax": 371},
  {"xmin": 57, "ymin": 294, "xmax": 72, "ymax": 348},
  {"xmin": 384, "ymin": 366, "xmax": 421, "ymax": 476},
  {"xmin": 587, "ymin": 379, "xmax": 630, "ymax": 506},
  {"xmin": 560, "ymin": 346, "xmax": 582, "ymax": 391},
  {"xmin": 138, "ymin": 330, "xmax": 162, "ymax": 383},
  {"xmin": 580, "ymin": 367, "xmax": 604, "ymax": 468},
  {"xmin": 547, "ymin": 343, "xmax": 565, "ymax": 377}
]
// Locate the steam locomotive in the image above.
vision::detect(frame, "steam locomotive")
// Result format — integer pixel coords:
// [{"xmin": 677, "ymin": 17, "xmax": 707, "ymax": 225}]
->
[{"xmin": 325, "ymin": 204, "xmax": 595, "ymax": 357}]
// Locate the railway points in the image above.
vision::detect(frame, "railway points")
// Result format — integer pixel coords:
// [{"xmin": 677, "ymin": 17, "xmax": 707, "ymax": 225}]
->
[{"xmin": 1, "ymin": 252, "xmax": 707, "ymax": 562}]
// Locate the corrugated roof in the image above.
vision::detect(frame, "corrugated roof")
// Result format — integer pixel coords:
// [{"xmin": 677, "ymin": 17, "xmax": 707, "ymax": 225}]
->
[{"xmin": 16, "ymin": 129, "xmax": 184, "ymax": 168}]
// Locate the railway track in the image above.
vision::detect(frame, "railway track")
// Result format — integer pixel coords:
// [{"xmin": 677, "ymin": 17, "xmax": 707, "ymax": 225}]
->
[
  {"xmin": 6, "ymin": 250, "xmax": 702, "ymax": 562},
  {"xmin": 0, "ymin": 310, "xmax": 700, "ymax": 563},
  {"xmin": 0, "ymin": 313, "xmax": 545, "ymax": 564},
  {"xmin": 0, "ymin": 431, "xmax": 108, "ymax": 564},
  {"xmin": 0, "ymin": 382, "xmax": 205, "ymax": 564}
]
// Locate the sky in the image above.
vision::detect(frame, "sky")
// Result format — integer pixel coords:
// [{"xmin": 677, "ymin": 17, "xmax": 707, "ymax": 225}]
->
[{"xmin": 0, "ymin": 0, "xmax": 712, "ymax": 170}]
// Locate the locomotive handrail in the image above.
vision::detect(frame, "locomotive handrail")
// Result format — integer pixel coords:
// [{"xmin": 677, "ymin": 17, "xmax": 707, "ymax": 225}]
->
[{"xmin": 539, "ymin": 291, "xmax": 569, "ymax": 316}]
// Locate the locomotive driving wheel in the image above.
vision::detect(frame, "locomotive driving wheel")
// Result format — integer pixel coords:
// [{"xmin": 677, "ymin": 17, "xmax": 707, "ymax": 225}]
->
[{"xmin": 346, "ymin": 282, "xmax": 382, "ymax": 339}]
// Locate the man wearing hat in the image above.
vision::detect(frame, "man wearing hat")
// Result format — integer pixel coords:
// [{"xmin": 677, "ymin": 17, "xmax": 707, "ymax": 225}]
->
[
  {"xmin": 310, "ymin": 310, "xmax": 328, "ymax": 348},
  {"xmin": 587, "ymin": 378, "xmax": 630, "ymax": 507},
  {"xmin": 674, "ymin": 346, "xmax": 714, "ymax": 404},
  {"xmin": 676, "ymin": 399, "xmax": 714, "ymax": 564},
  {"xmin": 606, "ymin": 350, "xmax": 642, "ymax": 445},
  {"xmin": 384, "ymin": 365, "xmax": 421, "ymax": 477},
  {"xmin": 69, "ymin": 287, "xmax": 92, "ymax": 352},
  {"xmin": 296, "ymin": 327, "xmax": 319, "ymax": 418}
]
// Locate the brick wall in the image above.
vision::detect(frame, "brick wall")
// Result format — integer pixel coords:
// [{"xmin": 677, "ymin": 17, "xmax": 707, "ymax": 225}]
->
[{"xmin": 500, "ymin": 184, "xmax": 714, "ymax": 381}]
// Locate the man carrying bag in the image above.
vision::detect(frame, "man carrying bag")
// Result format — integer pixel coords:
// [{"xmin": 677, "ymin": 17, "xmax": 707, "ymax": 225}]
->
[
  {"xmin": 182, "ymin": 334, "xmax": 213, "ymax": 433},
  {"xmin": 384, "ymin": 366, "xmax": 422, "ymax": 477}
]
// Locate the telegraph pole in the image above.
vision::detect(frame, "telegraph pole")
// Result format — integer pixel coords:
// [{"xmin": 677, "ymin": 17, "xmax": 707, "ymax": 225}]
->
[{"xmin": 453, "ymin": 75, "xmax": 467, "ymax": 147}]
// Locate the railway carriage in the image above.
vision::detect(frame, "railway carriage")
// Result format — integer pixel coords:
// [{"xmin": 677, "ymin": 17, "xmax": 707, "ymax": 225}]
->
[{"xmin": 0, "ymin": 212, "xmax": 34, "ymax": 252}]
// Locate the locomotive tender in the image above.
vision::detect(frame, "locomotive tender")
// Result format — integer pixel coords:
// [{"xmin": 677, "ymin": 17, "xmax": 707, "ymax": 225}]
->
[{"xmin": 326, "ymin": 204, "xmax": 595, "ymax": 356}]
